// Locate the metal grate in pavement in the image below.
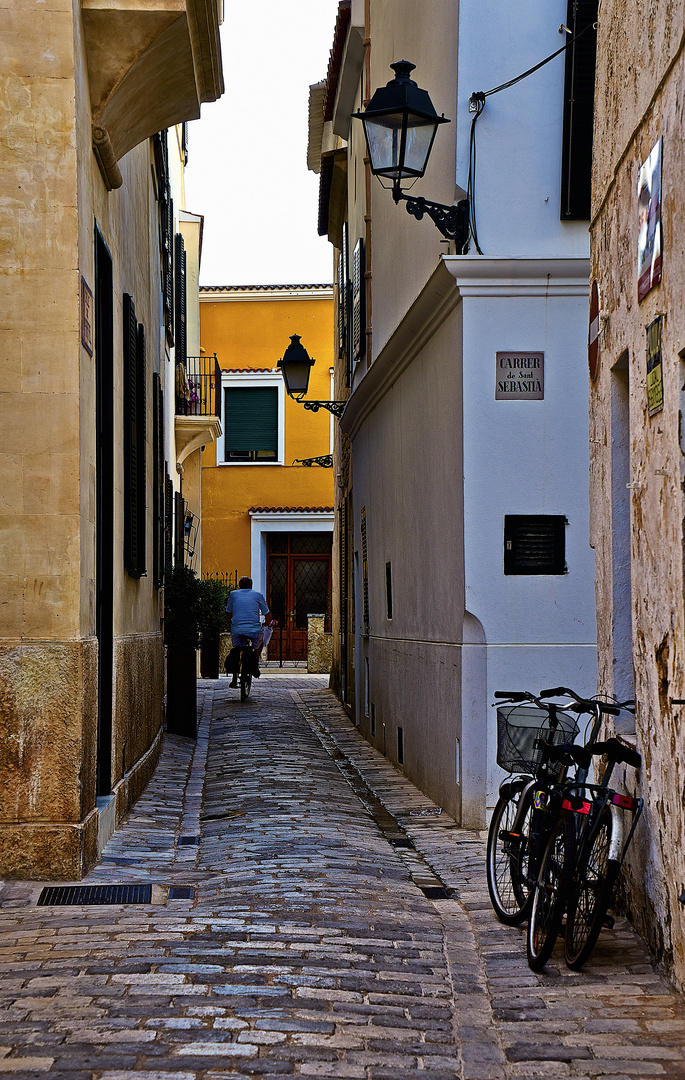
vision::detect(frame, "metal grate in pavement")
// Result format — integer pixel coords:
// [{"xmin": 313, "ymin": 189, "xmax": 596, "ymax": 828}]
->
[
  {"xmin": 168, "ymin": 886, "xmax": 195, "ymax": 900},
  {"xmin": 421, "ymin": 886, "xmax": 453, "ymax": 900},
  {"xmin": 177, "ymin": 835, "xmax": 199, "ymax": 846},
  {"xmin": 37, "ymin": 884, "xmax": 152, "ymax": 907}
]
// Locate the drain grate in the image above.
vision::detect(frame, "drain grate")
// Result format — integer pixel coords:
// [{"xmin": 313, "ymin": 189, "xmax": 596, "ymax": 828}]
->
[
  {"xmin": 390, "ymin": 838, "xmax": 413, "ymax": 848},
  {"xmin": 37, "ymin": 884, "xmax": 152, "ymax": 907},
  {"xmin": 168, "ymin": 886, "xmax": 195, "ymax": 900},
  {"xmin": 177, "ymin": 835, "xmax": 199, "ymax": 846},
  {"xmin": 421, "ymin": 886, "xmax": 453, "ymax": 900}
]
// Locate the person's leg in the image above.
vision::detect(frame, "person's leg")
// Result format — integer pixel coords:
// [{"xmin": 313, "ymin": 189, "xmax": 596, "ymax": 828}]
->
[
  {"xmin": 250, "ymin": 632, "xmax": 265, "ymax": 676},
  {"xmin": 227, "ymin": 634, "xmax": 246, "ymax": 687}
]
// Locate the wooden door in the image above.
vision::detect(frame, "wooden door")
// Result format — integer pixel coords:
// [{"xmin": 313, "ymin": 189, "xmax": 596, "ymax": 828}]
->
[{"xmin": 267, "ymin": 534, "xmax": 332, "ymax": 661}]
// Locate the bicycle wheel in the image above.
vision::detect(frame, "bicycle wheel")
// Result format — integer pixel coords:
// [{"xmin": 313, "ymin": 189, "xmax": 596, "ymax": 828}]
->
[
  {"xmin": 527, "ymin": 812, "xmax": 575, "ymax": 971},
  {"xmin": 565, "ymin": 808, "xmax": 620, "ymax": 970},
  {"xmin": 486, "ymin": 782, "xmax": 534, "ymax": 924},
  {"xmin": 240, "ymin": 670, "xmax": 252, "ymax": 700},
  {"xmin": 239, "ymin": 650, "xmax": 252, "ymax": 700}
]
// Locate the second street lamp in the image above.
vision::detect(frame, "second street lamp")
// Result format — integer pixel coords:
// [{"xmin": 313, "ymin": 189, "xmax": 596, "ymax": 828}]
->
[
  {"xmin": 277, "ymin": 334, "xmax": 346, "ymax": 418},
  {"xmin": 353, "ymin": 61, "xmax": 469, "ymax": 248}
]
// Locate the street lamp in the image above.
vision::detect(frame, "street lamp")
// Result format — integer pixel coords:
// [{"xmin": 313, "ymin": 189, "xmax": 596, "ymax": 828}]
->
[
  {"xmin": 277, "ymin": 335, "xmax": 346, "ymax": 418},
  {"xmin": 353, "ymin": 61, "xmax": 469, "ymax": 247}
]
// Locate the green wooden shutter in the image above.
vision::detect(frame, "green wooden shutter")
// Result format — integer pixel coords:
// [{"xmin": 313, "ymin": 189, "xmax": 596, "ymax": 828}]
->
[
  {"xmin": 225, "ymin": 387, "xmax": 278, "ymax": 455},
  {"xmin": 136, "ymin": 321, "xmax": 147, "ymax": 577},
  {"xmin": 352, "ymin": 237, "xmax": 365, "ymax": 366}
]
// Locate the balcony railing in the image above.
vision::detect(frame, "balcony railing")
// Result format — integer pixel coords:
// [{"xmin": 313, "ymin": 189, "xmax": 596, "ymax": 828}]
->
[{"xmin": 176, "ymin": 355, "xmax": 221, "ymax": 420}]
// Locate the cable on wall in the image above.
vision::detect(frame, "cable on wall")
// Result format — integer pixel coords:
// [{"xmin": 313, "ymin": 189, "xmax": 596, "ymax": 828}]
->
[{"xmin": 466, "ymin": 20, "xmax": 598, "ymax": 254}]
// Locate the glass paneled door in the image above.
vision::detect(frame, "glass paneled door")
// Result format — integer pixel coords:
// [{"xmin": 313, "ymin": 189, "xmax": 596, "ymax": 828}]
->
[{"xmin": 267, "ymin": 533, "xmax": 332, "ymax": 661}]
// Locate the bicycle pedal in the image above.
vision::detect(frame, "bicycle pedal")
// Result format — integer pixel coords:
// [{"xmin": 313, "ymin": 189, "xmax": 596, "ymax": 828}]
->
[{"xmin": 603, "ymin": 914, "xmax": 615, "ymax": 929}]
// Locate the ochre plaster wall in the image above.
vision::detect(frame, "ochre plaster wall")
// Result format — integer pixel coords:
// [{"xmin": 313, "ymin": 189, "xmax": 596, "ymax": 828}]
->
[
  {"xmin": 199, "ymin": 293, "xmax": 335, "ymax": 577},
  {"xmin": 591, "ymin": 2, "xmax": 685, "ymax": 989},
  {"xmin": 0, "ymin": 7, "xmax": 165, "ymax": 878}
]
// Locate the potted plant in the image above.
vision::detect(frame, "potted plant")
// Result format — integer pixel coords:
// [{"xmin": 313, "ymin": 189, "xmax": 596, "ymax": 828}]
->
[
  {"xmin": 199, "ymin": 576, "xmax": 229, "ymax": 679},
  {"xmin": 164, "ymin": 565, "xmax": 201, "ymax": 738}
]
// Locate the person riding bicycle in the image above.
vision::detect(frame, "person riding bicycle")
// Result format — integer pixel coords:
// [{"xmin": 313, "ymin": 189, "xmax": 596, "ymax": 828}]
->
[{"xmin": 224, "ymin": 577, "xmax": 274, "ymax": 688}]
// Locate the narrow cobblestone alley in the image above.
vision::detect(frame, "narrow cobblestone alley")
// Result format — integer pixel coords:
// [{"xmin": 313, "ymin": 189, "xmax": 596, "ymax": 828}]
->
[{"xmin": 1, "ymin": 676, "xmax": 685, "ymax": 1080}]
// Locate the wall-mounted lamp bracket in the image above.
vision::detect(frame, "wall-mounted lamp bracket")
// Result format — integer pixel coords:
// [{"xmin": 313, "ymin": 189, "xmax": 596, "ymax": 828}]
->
[
  {"xmin": 293, "ymin": 455, "xmax": 334, "ymax": 468},
  {"xmin": 393, "ymin": 187, "xmax": 470, "ymax": 245}
]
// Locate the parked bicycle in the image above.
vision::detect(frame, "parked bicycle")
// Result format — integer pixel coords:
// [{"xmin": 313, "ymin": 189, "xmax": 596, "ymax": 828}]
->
[
  {"xmin": 526, "ymin": 691, "xmax": 642, "ymax": 971},
  {"xmin": 486, "ymin": 690, "xmax": 580, "ymax": 926},
  {"xmin": 487, "ymin": 685, "xmax": 640, "ymax": 972}
]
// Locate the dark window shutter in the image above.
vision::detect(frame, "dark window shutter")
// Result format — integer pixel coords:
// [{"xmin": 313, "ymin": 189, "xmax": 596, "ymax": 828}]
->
[
  {"xmin": 225, "ymin": 387, "xmax": 278, "ymax": 456},
  {"xmin": 504, "ymin": 515, "xmax": 568, "ymax": 575},
  {"xmin": 165, "ymin": 196, "xmax": 174, "ymax": 342},
  {"xmin": 175, "ymin": 233, "xmax": 187, "ymax": 366},
  {"xmin": 338, "ymin": 223, "xmax": 348, "ymax": 364},
  {"xmin": 361, "ymin": 505, "xmax": 369, "ymax": 633},
  {"xmin": 164, "ymin": 471, "xmax": 173, "ymax": 573},
  {"xmin": 136, "ymin": 322, "xmax": 147, "ymax": 577},
  {"xmin": 152, "ymin": 372, "xmax": 164, "ymax": 588},
  {"xmin": 123, "ymin": 293, "xmax": 140, "ymax": 577},
  {"xmin": 560, "ymin": 0, "xmax": 598, "ymax": 220},
  {"xmin": 174, "ymin": 491, "xmax": 186, "ymax": 566},
  {"xmin": 352, "ymin": 237, "xmax": 365, "ymax": 365}
]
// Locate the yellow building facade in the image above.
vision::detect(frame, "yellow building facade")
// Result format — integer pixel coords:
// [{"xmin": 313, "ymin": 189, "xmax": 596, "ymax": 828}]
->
[{"xmin": 200, "ymin": 286, "xmax": 335, "ymax": 661}]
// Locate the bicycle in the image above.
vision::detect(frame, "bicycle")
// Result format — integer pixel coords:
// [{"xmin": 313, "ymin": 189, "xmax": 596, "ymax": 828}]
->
[
  {"xmin": 488, "ymin": 687, "xmax": 624, "ymax": 928},
  {"xmin": 486, "ymin": 690, "xmax": 580, "ymax": 926},
  {"xmin": 225, "ymin": 641, "xmax": 259, "ymax": 700},
  {"xmin": 525, "ymin": 689, "xmax": 642, "ymax": 971}
]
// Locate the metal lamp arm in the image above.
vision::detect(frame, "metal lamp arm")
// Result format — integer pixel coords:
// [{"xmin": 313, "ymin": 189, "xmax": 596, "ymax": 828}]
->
[{"xmin": 392, "ymin": 187, "xmax": 470, "ymax": 247}]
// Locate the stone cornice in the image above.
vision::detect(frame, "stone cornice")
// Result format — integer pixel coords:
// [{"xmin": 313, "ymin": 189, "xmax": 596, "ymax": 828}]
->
[{"xmin": 341, "ymin": 255, "xmax": 591, "ymax": 441}]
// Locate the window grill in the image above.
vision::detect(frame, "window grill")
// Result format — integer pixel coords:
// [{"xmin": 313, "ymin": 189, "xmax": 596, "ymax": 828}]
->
[{"xmin": 504, "ymin": 515, "xmax": 568, "ymax": 575}]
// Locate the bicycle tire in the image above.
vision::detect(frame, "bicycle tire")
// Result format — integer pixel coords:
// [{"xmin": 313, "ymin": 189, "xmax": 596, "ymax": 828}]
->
[
  {"xmin": 565, "ymin": 808, "xmax": 620, "ymax": 970},
  {"xmin": 486, "ymin": 782, "xmax": 534, "ymax": 924},
  {"xmin": 527, "ymin": 812, "xmax": 575, "ymax": 971},
  {"xmin": 240, "ymin": 671, "xmax": 252, "ymax": 700}
]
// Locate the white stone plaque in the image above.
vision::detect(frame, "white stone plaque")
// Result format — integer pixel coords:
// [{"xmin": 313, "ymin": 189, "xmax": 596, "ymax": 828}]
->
[{"xmin": 495, "ymin": 352, "xmax": 544, "ymax": 400}]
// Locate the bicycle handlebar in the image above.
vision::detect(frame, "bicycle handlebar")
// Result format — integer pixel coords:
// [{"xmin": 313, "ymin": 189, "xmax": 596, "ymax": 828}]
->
[
  {"xmin": 539, "ymin": 686, "xmax": 620, "ymax": 716},
  {"xmin": 493, "ymin": 691, "xmax": 530, "ymax": 701},
  {"xmin": 545, "ymin": 737, "xmax": 641, "ymax": 771}
]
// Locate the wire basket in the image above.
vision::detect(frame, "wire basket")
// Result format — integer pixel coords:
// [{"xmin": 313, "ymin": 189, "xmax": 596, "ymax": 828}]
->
[{"xmin": 496, "ymin": 704, "xmax": 580, "ymax": 774}]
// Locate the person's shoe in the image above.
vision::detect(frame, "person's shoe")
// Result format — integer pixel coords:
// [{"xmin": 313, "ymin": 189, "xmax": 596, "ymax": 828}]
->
[
  {"xmin": 252, "ymin": 668, "xmax": 260, "ymax": 679},
  {"xmin": 229, "ymin": 677, "xmax": 238, "ymax": 688}
]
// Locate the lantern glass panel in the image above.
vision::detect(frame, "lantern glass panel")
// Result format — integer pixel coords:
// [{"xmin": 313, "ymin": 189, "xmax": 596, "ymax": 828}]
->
[
  {"xmin": 281, "ymin": 359, "xmax": 311, "ymax": 396},
  {"xmin": 403, "ymin": 116, "xmax": 439, "ymax": 176},
  {"xmin": 364, "ymin": 111, "xmax": 406, "ymax": 177}
]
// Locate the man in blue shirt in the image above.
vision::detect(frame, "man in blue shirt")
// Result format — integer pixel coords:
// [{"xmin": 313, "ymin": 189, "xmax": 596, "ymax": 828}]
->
[{"xmin": 225, "ymin": 577, "xmax": 274, "ymax": 687}]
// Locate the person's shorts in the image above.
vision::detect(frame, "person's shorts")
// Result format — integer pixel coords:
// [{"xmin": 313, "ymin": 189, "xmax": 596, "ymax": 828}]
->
[{"xmin": 231, "ymin": 632, "xmax": 264, "ymax": 650}]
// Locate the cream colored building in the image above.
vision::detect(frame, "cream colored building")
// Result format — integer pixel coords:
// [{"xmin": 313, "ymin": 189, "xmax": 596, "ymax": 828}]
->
[
  {"xmin": 0, "ymin": 2, "xmax": 223, "ymax": 878},
  {"xmin": 590, "ymin": 1, "xmax": 685, "ymax": 990}
]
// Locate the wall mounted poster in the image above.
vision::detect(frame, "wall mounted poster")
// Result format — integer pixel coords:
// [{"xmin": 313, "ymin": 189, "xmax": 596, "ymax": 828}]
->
[
  {"xmin": 637, "ymin": 138, "xmax": 662, "ymax": 302},
  {"xmin": 646, "ymin": 315, "xmax": 663, "ymax": 417}
]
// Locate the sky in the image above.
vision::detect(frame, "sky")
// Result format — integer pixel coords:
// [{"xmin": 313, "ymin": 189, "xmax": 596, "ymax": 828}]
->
[{"xmin": 184, "ymin": 0, "xmax": 341, "ymax": 287}]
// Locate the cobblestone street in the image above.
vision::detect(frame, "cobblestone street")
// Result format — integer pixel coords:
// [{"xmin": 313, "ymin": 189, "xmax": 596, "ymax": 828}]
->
[{"xmin": 1, "ymin": 676, "xmax": 685, "ymax": 1080}]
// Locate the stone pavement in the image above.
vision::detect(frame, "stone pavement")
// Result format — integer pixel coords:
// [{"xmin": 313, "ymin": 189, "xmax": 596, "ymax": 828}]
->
[{"xmin": 0, "ymin": 675, "xmax": 684, "ymax": 1080}]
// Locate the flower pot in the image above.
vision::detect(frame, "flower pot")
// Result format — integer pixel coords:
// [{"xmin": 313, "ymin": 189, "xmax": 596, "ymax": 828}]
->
[
  {"xmin": 166, "ymin": 647, "xmax": 197, "ymax": 739},
  {"xmin": 200, "ymin": 636, "xmax": 220, "ymax": 679}
]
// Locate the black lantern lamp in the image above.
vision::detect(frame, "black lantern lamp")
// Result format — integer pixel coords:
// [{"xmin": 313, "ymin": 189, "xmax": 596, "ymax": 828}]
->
[
  {"xmin": 278, "ymin": 335, "xmax": 346, "ymax": 418},
  {"xmin": 354, "ymin": 61, "xmax": 469, "ymax": 247}
]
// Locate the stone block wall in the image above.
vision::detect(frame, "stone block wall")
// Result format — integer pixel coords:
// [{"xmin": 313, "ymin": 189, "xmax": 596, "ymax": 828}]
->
[{"xmin": 307, "ymin": 615, "xmax": 332, "ymax": 674}]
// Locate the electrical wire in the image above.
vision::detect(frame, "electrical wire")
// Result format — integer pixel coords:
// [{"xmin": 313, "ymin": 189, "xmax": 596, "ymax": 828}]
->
[{"xmin": 465, "ymin": 21, "xmax": 598, "ymax": 255}]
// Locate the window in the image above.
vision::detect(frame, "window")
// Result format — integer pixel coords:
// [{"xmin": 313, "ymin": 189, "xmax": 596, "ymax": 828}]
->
[
  {"xmin": 224, "ymin": 386, "xmax": 278, "ymax": 461},
  {"xmin": 560, "ymin": 0, "xmax": 599, "ymax": 220},
  {"xmin": 123, "ymin": 293, "xmax": 146, "ymax": 578},
  {"xmin": 504, "ymin": 515, "xmax": 567, "ymax": 575},
  {"xmin": 385, "ymin": 561, "xmax": 393, "ymax": 620},
  {"xmin": 218, "ymin": 373, "xmax": 285, "ymax": 464}
]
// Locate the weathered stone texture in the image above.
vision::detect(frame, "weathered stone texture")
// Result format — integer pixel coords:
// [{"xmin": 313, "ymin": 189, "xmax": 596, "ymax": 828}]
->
[
  {"xmin": 307, "ymin": 615, "xmax": 332, "ymax": 674},
  {"xmin": 591, "ymin": 3, "xmax": 685, "ymax": 991},
  {"xmin": 0, "ymin": 639, "xmax": 97, "ymax": 826},
  {"xmin": 112, "ymin": 632, "xmax": 164, "ymax": 784}
]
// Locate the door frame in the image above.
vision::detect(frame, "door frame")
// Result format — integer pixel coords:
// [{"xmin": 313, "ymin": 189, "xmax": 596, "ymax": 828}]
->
[
  {"xmin": 267, "ymin": 548, "xmax": 332, "ymax": 661},
  {"xmin": 249, "ymin": 509, "xmax": 334, "ymax": 596}
]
